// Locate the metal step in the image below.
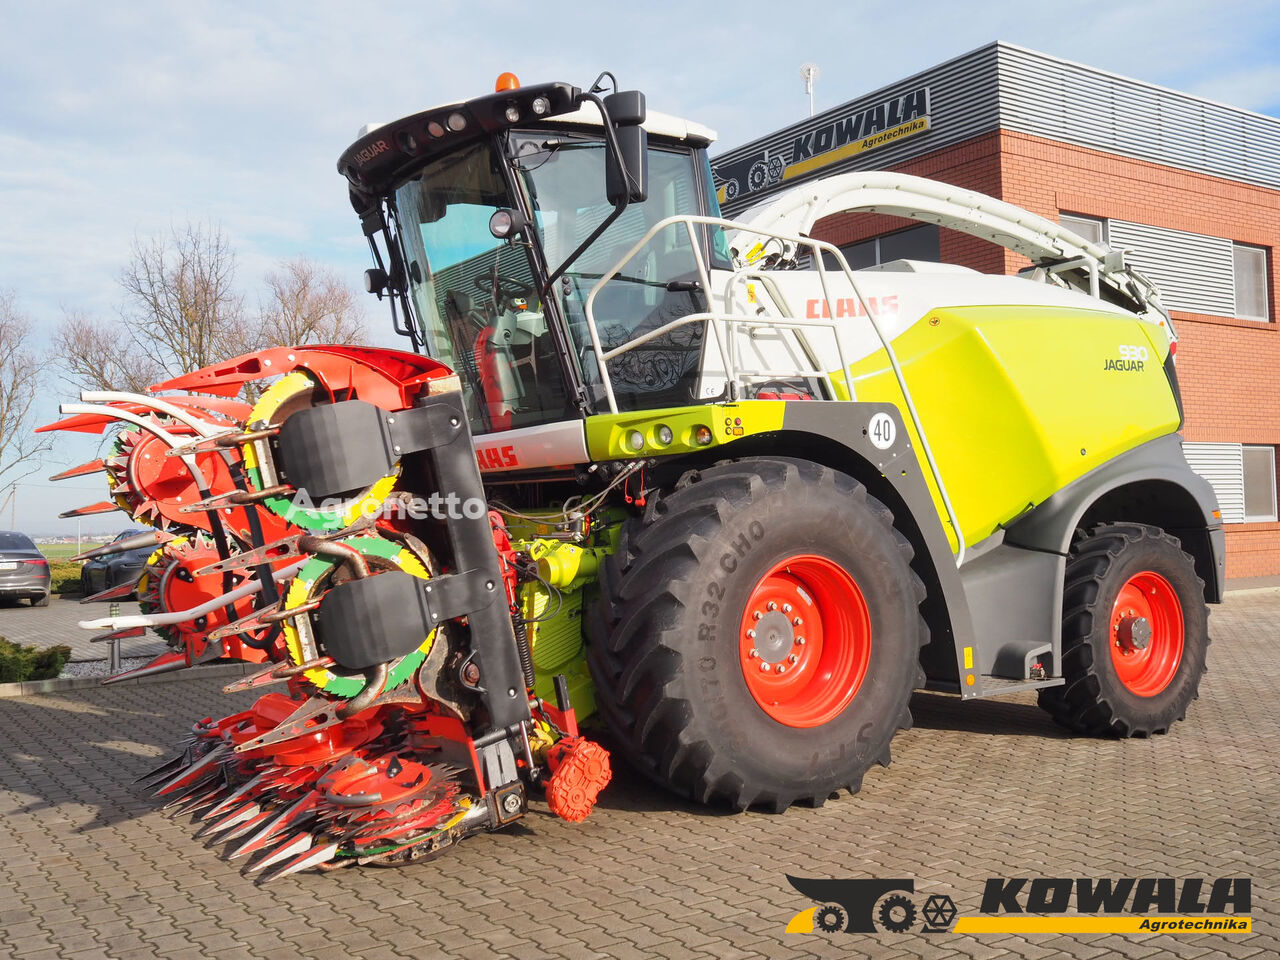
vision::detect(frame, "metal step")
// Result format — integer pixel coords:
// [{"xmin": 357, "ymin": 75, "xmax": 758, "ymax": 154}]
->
[{"xmin": 968, "ymin": 674, "xmax": 1065, "ymax": 700}]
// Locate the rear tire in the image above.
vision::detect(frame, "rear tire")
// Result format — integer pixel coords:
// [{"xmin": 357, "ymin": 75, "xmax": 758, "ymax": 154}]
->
[
  {"xmin": 1038, "ymin": 523, "xmax": 1208, "ymax": 737},
  {"xmin": 586, "ymin": 458, "xmax": 926, "ymax": 811}
]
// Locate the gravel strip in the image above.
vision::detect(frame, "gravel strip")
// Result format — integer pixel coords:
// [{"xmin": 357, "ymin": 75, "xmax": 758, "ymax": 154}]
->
[{"xmin": 59, "ymin": 656, "xmax": 154, "ymax": 679}]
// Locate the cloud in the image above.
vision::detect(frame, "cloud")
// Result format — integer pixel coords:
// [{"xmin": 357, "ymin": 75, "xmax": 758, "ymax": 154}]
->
[{"xmin": 2, "ymin": 0, "xmax": 1277, "ymax": 532}]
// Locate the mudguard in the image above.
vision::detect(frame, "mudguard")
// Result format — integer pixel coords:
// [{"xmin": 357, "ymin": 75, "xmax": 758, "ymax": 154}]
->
[{"xmin": 1004, "ymin": 434, "xmax": 1225, "ymax": 601}]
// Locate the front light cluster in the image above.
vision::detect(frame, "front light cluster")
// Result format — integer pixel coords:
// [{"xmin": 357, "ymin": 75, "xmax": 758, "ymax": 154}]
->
[{"xmin": 622, "ymin": 422, "xmax": 715, "ymax": 455}]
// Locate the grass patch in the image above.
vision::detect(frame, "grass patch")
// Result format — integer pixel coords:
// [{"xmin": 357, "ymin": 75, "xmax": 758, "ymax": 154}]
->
[
  {"xmin": 38, "ymin": 543, "xmax": 83, "ymax": 559},
  {"xmin": 0, "ymin": 636, "xmax": 71, "ymax": 683}
]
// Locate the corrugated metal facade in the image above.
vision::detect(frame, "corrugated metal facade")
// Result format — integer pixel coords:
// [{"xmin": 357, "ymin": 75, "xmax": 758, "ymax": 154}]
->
[
  {"xmin": 1106, "ymin": 220, "xmax": 1237, "ymax": 317},
  {"xmin": 713, "ymin": 41, "xmax": 1280, "ymax": 214},
  {"xmin": 713, "ymin": 46, "xmax": 1001, "ymax": 215},
  {"xmin": 1183, "ymin": 442, "xmax": 1246, "ymax": 523},
  {"xmin": 996, "ymin": 45, "xmax": 1280, "ymax": 191}
]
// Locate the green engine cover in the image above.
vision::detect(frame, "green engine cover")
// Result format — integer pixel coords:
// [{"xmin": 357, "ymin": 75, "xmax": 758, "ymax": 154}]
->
[{"xmin": 847, "ymin": 304, "xmax": 1181, "ymax": 548}]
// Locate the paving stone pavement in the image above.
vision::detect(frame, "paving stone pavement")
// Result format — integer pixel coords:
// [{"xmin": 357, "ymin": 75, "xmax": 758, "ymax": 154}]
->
[
  {"xmin": 0, "ymin": 594, "xmax": 166, "ymax": 662},
  {"xmin": 0, "ymin": 591, "xmax": 1275, "ymax": 960}
]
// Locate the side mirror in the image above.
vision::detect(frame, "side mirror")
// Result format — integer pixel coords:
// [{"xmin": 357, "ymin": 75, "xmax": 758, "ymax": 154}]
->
[{"xmin": 604, "ymin": 90, "xmax": 648, "ymax": 204}]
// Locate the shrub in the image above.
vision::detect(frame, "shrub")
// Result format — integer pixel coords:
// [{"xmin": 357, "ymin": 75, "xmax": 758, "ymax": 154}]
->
[
  {"xmin": 0, "ymin": 636, "xmax": 72, "ymax": 683},
  {"xmin": 49, "ymin": 560, "xmax": 83, "ymax": 595}
]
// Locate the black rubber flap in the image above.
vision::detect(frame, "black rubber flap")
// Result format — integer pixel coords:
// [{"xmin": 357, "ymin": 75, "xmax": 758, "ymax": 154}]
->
[
  {"xmin": 276, "ymin": 401, "xmax": 394, "ymax": 499},
  {"xmin": 312, "ymin": 571, "xmax": 428, "ymax": 670}
]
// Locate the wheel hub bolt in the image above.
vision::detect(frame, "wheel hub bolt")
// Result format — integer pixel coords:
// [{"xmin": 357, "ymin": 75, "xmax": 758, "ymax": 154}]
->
[
  {"xmin": 782, "ymin": 603, "xmax": 793, "ymax": 613},
  {"xmin": 759, "ymin": 662, "xmax": 770, "ymax": 672},
  {"xmin": 746, "ymin": 629, "xmax": 756, "ymax": 639},
  {"xmin": 793, "ymin": 617, "xmax": 803, "ymax": 626},
  {"xmin": 748, "ymin": 648, "xmax": 759, "ymax": 659},
  {"xmin": 767, "ymin": 602, "xmax": 778, "ymax": 611},
  {"xmin": 775, "ymin": 664, "xmax": 786, "ymax": 674},
  {"xmin": 788, "ymin": 653, "xmax": 799, "ymax": 663},
  {"xmin": 795, "ymin": 637, "xmax": 805, "ymax": 645},
  {"xmin": 753, "ymin": 611, "xmax": 763, "ymax": 621},
  {"xmin": 1116, "ymin": 615, "xmax": 1153, "ymax": 652}
]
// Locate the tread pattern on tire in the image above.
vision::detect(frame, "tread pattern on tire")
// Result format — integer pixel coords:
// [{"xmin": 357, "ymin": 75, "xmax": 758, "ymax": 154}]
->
[
  {"xmin": 586, "ymin": 457, "xmax": 927, "ymax": 811},
  {"xmin": 1039, "ymin": 521, "xmax": 1208, "ymax": 738}
]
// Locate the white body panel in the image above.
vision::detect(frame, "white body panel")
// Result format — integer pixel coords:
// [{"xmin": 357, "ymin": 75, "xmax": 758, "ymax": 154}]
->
[
  {"xmin": 697, "ymin": 262, "xmax": 1139, "ymax": 400},
  {"xmin": 473, "ymin": 419, "xmax": 588, "ymax": 473}
]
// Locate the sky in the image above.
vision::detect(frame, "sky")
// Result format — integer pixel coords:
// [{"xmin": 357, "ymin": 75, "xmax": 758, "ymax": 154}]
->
[{"xmin": 3, "ymin": 0, "xmax": 1279, "ymax": 535}]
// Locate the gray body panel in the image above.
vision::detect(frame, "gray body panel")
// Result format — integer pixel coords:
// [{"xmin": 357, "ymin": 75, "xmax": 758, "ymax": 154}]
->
[{"xmin": 957, "ymin": 543, "xmax": 1061, "ymax": 678}]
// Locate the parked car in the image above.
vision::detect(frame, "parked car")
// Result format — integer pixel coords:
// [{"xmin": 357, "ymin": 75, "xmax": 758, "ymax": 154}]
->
[
  {"xmin": 0, "ymin": 531, "xmax": 51, "ymax": 607},
  {"xmin": 81, "ymin": 529, "xmax": 152, "ymax": 599}
]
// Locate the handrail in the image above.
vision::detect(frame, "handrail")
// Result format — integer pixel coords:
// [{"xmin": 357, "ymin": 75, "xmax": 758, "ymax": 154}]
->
[{"xmin": 581, "ymin": 214, "xmax": 968, "ymax": 565}]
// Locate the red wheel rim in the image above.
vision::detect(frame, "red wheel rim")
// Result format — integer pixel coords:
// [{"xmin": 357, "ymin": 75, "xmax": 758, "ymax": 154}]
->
[
  {"xmin": 738, "ymin": 554, "xmax": 871, "ymax": 727},
  {"xmin": 1108, "ymin": 570, "xmax": 1184, "ymax": 697}
]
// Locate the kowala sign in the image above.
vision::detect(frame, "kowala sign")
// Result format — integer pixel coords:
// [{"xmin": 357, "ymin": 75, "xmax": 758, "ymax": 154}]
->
[
  {"xmin": 713, "ymin": 86, "xmax": 930, "ymax": 205},
  {"xmin": 781, "ymin": 874, "xmax": 1253, "ymax": 936}
]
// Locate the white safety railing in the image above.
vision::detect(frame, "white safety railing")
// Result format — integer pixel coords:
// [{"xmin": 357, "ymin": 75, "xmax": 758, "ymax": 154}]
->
[{"xmin": 582, "ymin": 214, "xmax": 967, "ymax": 566}]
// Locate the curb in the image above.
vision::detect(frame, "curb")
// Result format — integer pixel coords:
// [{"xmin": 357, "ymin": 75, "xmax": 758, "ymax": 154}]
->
[{"xmin": 0, "ymin": 661, "xmax": 257, "ymax": 699}]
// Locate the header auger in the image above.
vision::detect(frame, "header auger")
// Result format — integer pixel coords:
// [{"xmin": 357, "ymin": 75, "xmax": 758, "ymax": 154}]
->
[{"xmin": 48, "ymin": 70, "xmax": 1223, "ymax": 880}]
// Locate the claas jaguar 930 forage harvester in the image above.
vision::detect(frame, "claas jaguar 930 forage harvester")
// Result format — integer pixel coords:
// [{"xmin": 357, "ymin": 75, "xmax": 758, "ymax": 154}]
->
[{"xmin": 45, "ymin": 70, "xmax": 1223, "ymax": 882}]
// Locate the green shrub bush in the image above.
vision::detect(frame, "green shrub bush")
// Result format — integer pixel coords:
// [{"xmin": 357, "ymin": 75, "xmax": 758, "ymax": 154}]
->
[
  {"xmin": 0, "ymin": 636, "xmax": 72, "ymax": 683},
  {"xmin": 49, "ymin": 560, "xmax": 83, "ymax": 595}
]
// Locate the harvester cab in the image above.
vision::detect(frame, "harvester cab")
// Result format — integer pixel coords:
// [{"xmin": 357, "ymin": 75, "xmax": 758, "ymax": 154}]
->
[
  {"xmin": 45, "ymin": 70, "xmax": 1224, "ymax": 881},
  {"xmin": 342, "ymin": 75, "xmax": 728, "ymax": 430}
]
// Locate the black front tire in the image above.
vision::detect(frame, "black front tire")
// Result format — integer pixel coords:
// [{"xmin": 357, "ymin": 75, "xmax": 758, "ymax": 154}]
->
[
  {"xmin": 1038, "ymin": 522, "xmax": 1209, "ymax": 737},
  {"xmin": 587, "ymin": 458, "xmax": 926, "ymax": 811}
]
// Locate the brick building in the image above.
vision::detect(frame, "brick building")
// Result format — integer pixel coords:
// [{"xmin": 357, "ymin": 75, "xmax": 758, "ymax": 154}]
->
[{"xmin": 712, "ymin": 42, "xmax": 1280, "ymax": 580}]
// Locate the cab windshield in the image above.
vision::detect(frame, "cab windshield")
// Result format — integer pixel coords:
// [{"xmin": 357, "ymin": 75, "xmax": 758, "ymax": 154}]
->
[
  {"xmin": 394, "ymin": 142, "xmax": 571, "ymax": 433},
  {"xmin": 512, "ymin": 132, "xmax": 727, "ymax": 410},
  {"xmin": 392, "ymin": 133, "xmax": 727, "ymax": 435}
]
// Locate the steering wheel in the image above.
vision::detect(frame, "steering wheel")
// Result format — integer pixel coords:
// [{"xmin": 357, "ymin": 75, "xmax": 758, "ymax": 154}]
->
[{"xmin": 475, "ymin": 273, "xmax": 533, "ymax": 303}]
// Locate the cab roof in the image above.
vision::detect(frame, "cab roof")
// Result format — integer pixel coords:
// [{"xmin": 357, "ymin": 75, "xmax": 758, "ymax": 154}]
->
[{"xmin": 338, "ymin": 80, "xmax": 715, "ymax": 211}]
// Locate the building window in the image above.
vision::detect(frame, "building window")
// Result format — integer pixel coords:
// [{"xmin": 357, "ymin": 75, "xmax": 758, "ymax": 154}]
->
[
  {"xmin": 1233, "ymin": 244, "xmax": 1269, "ymax": 321},
  {"xmin": 1184, "ymin": 442, "xmax": 1279, "ymax": 523},
  {"xmin": 1243, "ymin": 445, "xmax": 1277, "ymax": 522},
  {"xmin": 1060, "ymin": 213, "xmax": 1107, "ymax": 246},
  {"xmin": 822, "ymin": 223, "xmax": 940, "ymax": 270}
]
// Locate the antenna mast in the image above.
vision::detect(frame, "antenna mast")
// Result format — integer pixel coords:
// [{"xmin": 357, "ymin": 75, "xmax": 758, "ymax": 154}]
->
[{"xmin": 800, "ymin": 63, "xmax": 819, "ymax": 117}]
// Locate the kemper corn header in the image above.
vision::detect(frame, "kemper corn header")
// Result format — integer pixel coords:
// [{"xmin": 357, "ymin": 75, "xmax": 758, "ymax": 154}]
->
[{"xmin": 45, "ymin": 72, "xmax": 1224, "ymax": 882}]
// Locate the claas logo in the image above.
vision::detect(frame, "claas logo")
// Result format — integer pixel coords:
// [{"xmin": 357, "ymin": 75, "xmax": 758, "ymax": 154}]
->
[{"xmin": 476, "ymin": 445, "xmax": 518, "ymax": 469}]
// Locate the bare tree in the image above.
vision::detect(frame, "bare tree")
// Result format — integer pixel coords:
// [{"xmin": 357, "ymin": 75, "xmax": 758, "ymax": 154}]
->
[
  {"xmin": 54, "ymin": 308, "xmax": 163, "ymax": 394},
  {"xmin": 56, "ymin": 221, "xmax": 250, "ymax": 393},
  {"xmin": 257, "ymin": 257, "xmax": 367, "ymax": 348},
  {"xmin": 0, "ymin": 291, "xmax": 52, "ymax": 490},
  {"xmin": 120, "ymin": 221, "xmax": 250, "ymax": 374}
]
